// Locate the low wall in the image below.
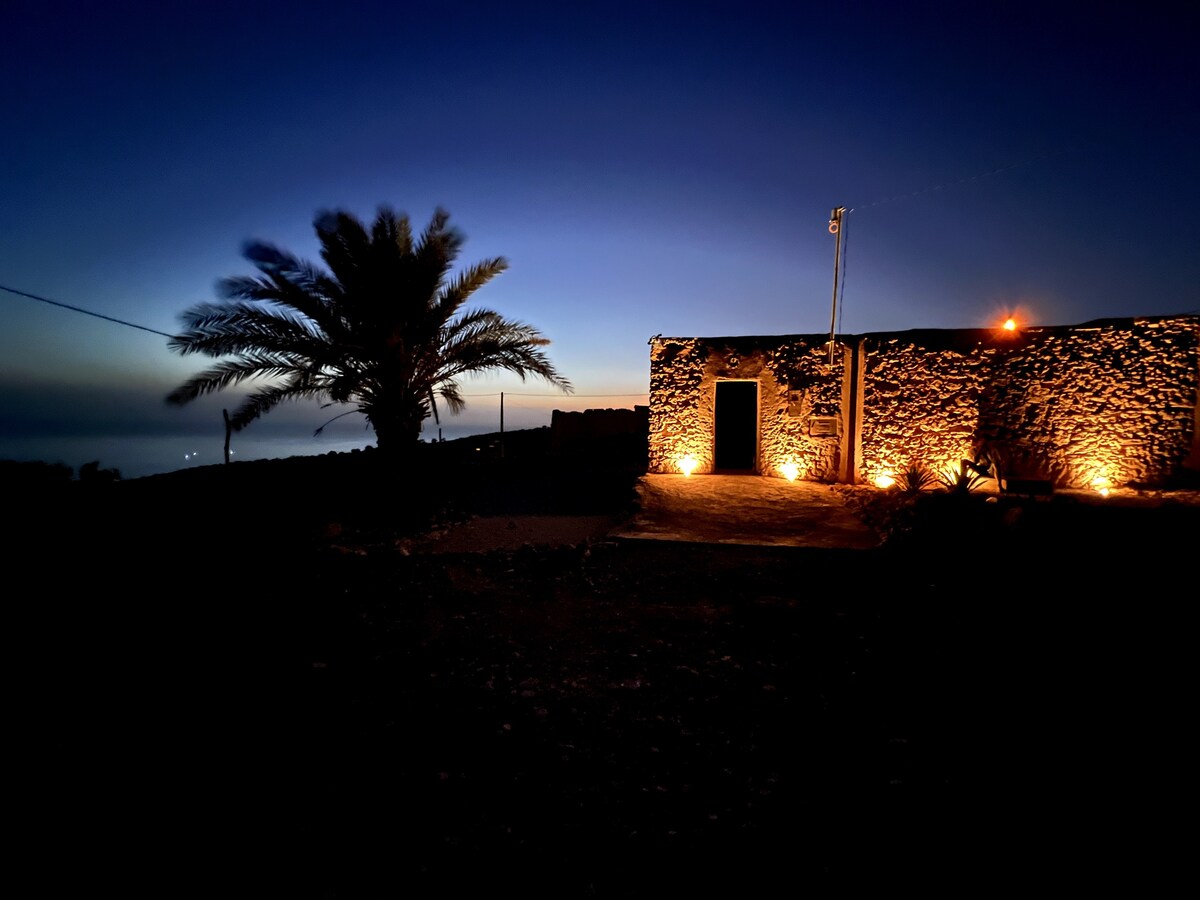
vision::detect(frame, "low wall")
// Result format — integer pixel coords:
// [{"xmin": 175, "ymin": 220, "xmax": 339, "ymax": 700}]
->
[{"xmin": 551, "ymin": 406, "xmax": 649, "ymax": 469}]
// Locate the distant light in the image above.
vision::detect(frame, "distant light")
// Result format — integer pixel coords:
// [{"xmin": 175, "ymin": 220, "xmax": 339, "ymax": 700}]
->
[
  {"xmin": 678, "ymin": 455, "xmax": 699, "ymax": 476},
  {"xmin": 1002, "ymin": 318, "xmax": 1017, "ymax": 331}
]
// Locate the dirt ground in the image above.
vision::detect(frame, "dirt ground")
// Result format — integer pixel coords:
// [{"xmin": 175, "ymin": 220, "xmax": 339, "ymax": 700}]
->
[{"xmin": 6, "ymin": 443, "xmax": 1197, "ymax": 897}]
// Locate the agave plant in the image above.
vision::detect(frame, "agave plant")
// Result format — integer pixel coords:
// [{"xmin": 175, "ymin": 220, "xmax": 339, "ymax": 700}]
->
[
  {"xmin": 895, "ymin": 462, "xmax": 936, "ymax": 494},
  {"xmin": 937, "ymin": 460, "xmax": 988, "ymax": 495}
]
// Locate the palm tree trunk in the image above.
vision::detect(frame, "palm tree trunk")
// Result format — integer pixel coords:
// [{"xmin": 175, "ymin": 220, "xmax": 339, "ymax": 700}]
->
[{"xmin": 369, "ymin": 410, "xmax": 426, "ymax": 458}]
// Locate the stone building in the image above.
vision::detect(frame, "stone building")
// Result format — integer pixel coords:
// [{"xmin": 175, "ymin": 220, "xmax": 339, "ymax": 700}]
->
[{"xmin": 647, "ymin": 314, "xmax": 1200, "ymax": 490}]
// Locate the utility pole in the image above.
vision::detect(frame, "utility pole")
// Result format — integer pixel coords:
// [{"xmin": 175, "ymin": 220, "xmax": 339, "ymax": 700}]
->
[
  {"xmin": 500, "ymin": 391, "xmax": 505, "ymax": 459},
  {"xmin": 827, "ymin": 206, "xmax": 846, "ymax": 366}
]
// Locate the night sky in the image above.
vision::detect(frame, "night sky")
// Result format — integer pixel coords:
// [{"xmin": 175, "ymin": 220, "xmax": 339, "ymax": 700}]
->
[{"xmin": 3, "ymin": 0, "xmax": 1196, "ymax": 477}]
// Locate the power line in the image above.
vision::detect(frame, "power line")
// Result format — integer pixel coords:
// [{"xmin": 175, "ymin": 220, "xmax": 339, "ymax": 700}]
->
[
  {"xmin": 828, "ymin": 143, "xmax": 1085, "ymax": 338},
  {"xmin": 463, "ymin": 392, "xmax": 647, "ymax": 398},
  {"xmin": 0, "ymin": 283, "xmax": 174, "ymax": 338},
  {"xmin": 847, "ymin": 144, "xmax": 1080, "ymax": 214},
  {"xmin": 0, "ymin": 284, "xmax": 650, "ymax": 398}
]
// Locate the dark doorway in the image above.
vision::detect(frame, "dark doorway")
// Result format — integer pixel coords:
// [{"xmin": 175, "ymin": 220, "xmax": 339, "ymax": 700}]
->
[{"xmin": 714, "ymin": 380, "xmax": 758, "ymax": 471}]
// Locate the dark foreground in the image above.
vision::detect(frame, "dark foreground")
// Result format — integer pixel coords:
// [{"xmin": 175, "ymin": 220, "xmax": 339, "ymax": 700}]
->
[{"xmin": 7, "ymin": 442, "xmax": 1196, "ymax": 896}]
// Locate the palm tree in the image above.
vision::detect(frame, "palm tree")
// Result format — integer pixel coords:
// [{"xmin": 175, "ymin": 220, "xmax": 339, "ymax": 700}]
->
[{"xmin": 166, "ymin": 206, "xmax": 573, "ymax": 453}]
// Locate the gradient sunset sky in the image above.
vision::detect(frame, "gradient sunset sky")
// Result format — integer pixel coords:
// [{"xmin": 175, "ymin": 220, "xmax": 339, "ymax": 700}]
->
[{"xmin": 2, "ymin": 0, "xmax": 1196, "ymax": 477}]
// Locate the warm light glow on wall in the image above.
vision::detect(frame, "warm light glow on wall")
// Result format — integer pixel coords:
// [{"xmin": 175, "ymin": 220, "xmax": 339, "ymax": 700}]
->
[
  {"xmin": 677, "ymin": 455, "xmax": 699, "ymax": 476},
  {"xmin": 1070, "ymin": 451, "xmax": 1127, "ymax": 492},
  {"xmin": 874, "ymin": 472, "xmax": 895, "ymax": 489},
  {"xmin": 761, "ymin": 434, "xmax": 817, "ymax": 484}
]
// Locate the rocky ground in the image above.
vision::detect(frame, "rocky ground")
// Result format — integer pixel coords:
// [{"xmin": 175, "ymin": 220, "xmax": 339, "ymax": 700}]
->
[{"xmin": 6, "ymin": 437, "xmax": 1197, "ymax": 896}]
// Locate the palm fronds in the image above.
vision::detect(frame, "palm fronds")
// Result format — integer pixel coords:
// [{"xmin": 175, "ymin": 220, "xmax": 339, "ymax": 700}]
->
[{"xmin": 166, "ymin": 206, "xmax": 571, "ymax": 450}]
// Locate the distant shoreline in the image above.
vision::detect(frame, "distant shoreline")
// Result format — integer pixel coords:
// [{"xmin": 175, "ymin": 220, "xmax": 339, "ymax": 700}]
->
[{"xmin": 0, "ymin": 425, "xmax": 557, "ymax": 483}]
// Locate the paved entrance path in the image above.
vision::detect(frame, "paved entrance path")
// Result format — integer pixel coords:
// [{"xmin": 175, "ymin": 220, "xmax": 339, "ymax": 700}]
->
[{"xmin": 610, "ymin": 474, "xmax": 882, "ymax": 549}]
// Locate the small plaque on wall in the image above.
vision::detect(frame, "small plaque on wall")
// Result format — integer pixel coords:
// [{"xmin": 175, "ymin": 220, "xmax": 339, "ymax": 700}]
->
[
  {"xmin": 787, "ymin": 390, "xmax": 805, "ymax": 417},
  {"xmin": 809, "ymin": 416, "xmax": 839, "ymax": 436}
]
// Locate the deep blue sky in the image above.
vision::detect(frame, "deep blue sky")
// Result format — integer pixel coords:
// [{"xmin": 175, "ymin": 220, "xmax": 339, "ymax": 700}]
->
[{"xmin": 2, "ymin": 0, "xmax": 1197, "ymax": 476}]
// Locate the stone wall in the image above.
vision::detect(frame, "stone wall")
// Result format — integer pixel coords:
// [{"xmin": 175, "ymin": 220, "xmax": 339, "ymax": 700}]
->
[
  {"xmin": 648, "ymin": 333, "xmax": 847, "ymax": 480},
  {"xmin": 861, "ymin": 316, "xmax": 1199, "ymax": 489},
  {"xmin": 647, "ymin": 338, "xmax": 712, "ymax": 474},
  {"xmin": 648, "ymin": 315, "xmax": 1199, "ymax": 489},
  {"xmin": 550, "ymin": 406, "xmax": 649, "ymax": 468}
]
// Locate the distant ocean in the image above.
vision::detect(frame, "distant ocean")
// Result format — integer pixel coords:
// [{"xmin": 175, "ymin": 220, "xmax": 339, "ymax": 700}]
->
[
  {"xmin": 1, "ymin": 394, "xmax": 647, "ymax": 480},
  {"xmin": 0, "ymin": 419, "xmax": 543, "ymax": 481}
]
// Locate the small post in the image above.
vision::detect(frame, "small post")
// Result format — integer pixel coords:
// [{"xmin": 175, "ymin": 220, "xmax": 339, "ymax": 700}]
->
[
  {"xmin": 500, "ymin": 392, "xmax": 505, "ymax": 459},
  {"xmin": 223, "ymin": 409, "xmax": 232, "ymax": 465}
]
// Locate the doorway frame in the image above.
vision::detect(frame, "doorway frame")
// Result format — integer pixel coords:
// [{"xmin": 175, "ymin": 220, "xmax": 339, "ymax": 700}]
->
[{"xmin": 712, "ymin": 378, "xmax": 760, "ymax": 473}]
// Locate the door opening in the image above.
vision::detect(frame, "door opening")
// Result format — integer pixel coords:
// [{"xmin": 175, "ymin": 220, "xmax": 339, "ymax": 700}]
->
[{"xmin": 714, "ymin": 381, "xmax": 758, "ymax": 471}]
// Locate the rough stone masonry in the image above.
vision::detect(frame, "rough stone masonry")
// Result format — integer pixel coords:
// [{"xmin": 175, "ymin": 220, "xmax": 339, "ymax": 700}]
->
[{"xmin": 648, "ymin": 314, "xmax": 1199, "ymax": 490}]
